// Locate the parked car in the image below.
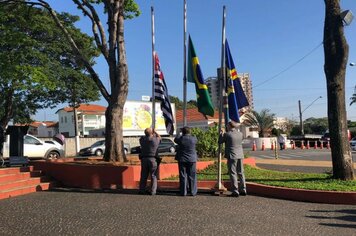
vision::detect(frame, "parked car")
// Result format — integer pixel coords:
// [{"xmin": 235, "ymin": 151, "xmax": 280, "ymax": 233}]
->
[
  {"xmin": 130, "ymin": 138, "xmax": 176, "ymax": 154},
  {"xmin": 79, "ymin": 140, "xmax": 130, "ymax": 156},
  {"xmin": 350, "ymin": 137, "xmax": 356, "ymax": 151},
  {"xmin": 3, "ymin": 134, "xmax": 65, "ymax": 159}
]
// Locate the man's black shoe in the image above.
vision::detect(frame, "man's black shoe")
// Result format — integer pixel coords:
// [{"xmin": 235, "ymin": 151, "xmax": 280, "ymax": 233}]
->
[
  {"xmin": 240, "ymin": 191, "xmax": 247, "ymax": 196},
  {"xmin": 138, "ymin": 190, "xmax": 151, "ymax": 195},
  {"xmin": 231, "ymin": 192, "xmax": 240, "ymax": 197}
]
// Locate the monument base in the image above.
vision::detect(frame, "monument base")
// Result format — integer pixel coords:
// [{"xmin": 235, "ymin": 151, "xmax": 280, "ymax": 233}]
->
[{"xmin": 9, "ymin": 156, "xmax": 29, "ymax": 167}]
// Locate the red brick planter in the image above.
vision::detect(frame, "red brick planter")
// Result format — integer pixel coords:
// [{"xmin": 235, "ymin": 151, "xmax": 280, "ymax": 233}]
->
[
  {"xmin": 31, "ymin": 158, "xmax": 256, "ymax": 190},
  {"xmin": 30, "ymin": 158, "xmax": 355, "ymax": 205}
]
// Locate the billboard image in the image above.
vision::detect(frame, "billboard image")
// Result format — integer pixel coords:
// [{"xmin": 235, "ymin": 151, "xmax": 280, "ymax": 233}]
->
[{"xmin": 122, "ymin": 101, "xmax": 175, "ymax": 136}]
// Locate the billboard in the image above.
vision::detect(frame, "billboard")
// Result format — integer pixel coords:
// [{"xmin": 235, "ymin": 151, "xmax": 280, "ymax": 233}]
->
[{"xmin": 122, "ymin": 101, "xmax": 176, "ymax": 136}]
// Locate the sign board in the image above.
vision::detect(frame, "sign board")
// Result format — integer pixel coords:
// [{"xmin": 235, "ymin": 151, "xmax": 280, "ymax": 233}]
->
[
  {"xmin": 141, "ymin": 95, "xmax": 151, "ymax": 102},
  {"xmin": 122, "ymin": 101, "xmax": 176, "ymax": 136}
]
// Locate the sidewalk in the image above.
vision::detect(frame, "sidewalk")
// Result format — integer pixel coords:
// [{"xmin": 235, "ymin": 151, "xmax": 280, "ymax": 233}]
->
[
  {"xmin": 254, "ymin": 158, "xmax": 356, "ymax": 169},
  {"xmin": 1, "ymin": 190, "xmax": 355, "ymax": 235}
]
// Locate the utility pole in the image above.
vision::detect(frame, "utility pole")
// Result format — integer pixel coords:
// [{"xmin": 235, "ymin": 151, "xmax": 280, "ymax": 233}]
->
[{"xmin": 298, "ymin": 100, "xmax": 303, "ymax": 135}]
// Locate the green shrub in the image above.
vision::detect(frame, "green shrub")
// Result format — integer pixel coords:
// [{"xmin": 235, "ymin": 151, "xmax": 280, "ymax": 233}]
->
[{"xmin": 191, "ymin": 125, "xmax": 219, "ymax": 158}]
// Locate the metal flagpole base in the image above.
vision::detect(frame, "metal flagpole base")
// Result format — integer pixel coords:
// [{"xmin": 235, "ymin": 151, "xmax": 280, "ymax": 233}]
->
[{"xmin": 213, "ymin": 181, "xmax": 228, "ymax": 196}]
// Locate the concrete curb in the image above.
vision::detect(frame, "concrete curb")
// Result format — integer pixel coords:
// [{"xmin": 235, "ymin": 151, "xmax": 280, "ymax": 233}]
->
[{"xmin": 157, "ymin": 180, "xmax": 356, "ymax": 205}]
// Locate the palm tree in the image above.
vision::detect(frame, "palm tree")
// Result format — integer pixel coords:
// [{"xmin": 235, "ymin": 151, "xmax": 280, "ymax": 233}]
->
[
  {"xmin": 243, "ymin": 109, "xmax": 275, "ymax": 137},
  {"xmin": 350, "ymin": 85, "xmax": 356, "ymax": 106}
]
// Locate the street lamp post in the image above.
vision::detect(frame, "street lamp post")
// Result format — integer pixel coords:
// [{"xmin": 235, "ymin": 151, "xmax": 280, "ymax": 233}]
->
[{"xmin": 298, "ymin": 96, "xmax": 322, "ymax": 135}]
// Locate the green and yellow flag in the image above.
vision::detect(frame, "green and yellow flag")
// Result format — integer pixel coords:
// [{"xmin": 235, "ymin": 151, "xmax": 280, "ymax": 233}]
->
[{"xmin": 187, "ymin": 35, "xmax": 214, "ymax": 117}]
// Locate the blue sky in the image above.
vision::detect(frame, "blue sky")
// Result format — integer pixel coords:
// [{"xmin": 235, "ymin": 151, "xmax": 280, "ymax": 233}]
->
[{"xmin": 37, "ymin": 0, "xmax": 356, "ymax": 122}]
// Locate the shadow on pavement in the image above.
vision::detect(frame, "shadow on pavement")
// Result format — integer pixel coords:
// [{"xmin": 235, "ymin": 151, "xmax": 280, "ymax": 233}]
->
[
  {"xmin": 48, "ymin": 187, "xmax": 216, "ymax": 197},
  {"xmin": 306, "ymin": 209, "xmax": 356, "ymax": 229}
]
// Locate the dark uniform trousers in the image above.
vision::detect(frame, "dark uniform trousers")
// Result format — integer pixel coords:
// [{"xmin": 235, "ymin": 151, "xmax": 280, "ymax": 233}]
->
[
  {"xmin": 139, "ymin": 157, "xmax": 158, "ymax": 194},
  {"xmin": 178, "ymin": 162, "xmax": 197, "ymax": 196}
]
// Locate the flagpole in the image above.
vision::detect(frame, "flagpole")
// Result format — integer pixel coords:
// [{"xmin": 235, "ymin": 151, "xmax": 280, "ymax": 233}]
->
[
  {"xmin": 183, "ymin": 0, "xmax": 187, "ymax": 127},
  {"xmin": 216, "ymin": 5, "xmax": 227, "ymax": 192},
  {"xmin": 151, "ymin": 6, "xmax": 156, "ymax": 129}
]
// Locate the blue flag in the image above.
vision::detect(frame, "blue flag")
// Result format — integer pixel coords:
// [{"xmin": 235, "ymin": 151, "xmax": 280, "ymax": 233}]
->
[{"xmin": 225, "ymin": 39, "xmax": 249, "ymax": 109}]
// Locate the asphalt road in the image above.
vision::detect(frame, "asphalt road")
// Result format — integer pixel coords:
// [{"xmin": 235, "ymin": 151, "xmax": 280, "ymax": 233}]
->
[
  {"xmin": 247, "ymin": 149, "xmax": 356, "ymax": 173},
  {"xmin": 246, "ymin": 149, "xmax": 346, "ymax": 161},
  {"xmin": 0, "ymin": 190, "xmax": 355, "ymax": 236}
]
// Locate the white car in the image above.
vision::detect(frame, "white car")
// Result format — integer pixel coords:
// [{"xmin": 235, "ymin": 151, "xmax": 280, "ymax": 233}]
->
[
  {"xmin": 3, "ymin": 134, "xmax": 65, "ymax": 159},
  {"xmin": 350, "ymin": 137, "xmax": 356, "ymax": 151}
]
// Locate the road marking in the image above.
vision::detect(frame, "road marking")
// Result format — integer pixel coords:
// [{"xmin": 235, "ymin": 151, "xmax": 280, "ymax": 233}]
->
[{"xmin": 256, "ymin": 155, "xmax": 275, "ymax": 159}]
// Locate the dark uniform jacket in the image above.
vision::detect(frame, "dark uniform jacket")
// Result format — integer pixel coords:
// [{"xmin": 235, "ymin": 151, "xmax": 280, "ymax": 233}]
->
[{"xmin": 174, "ymin": 134, "xmax": 198, "ymax": 162}]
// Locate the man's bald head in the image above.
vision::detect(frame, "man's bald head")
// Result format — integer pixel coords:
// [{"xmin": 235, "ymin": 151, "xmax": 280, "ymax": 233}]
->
[{"xmin": 144, "ymin": 128, "xmax": 153, "ymax": 137}]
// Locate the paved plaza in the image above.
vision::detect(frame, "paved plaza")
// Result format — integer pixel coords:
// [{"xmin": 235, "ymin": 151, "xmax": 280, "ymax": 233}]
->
[{"xmin": 0, "ymin": 189, "xmax": 355, "ymax": 235}]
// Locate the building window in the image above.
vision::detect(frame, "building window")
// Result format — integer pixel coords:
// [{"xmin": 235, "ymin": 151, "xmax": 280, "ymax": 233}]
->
[
  {"xmin": 61, "ymin": 117, "xmax": 63, "ymax": 123},
  {"xmin": 65, "ymin": 117, "xmax": 67, "ymax": 123}
]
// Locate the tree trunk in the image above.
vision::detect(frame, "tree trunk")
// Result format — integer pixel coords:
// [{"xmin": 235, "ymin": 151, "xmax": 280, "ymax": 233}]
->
[
  {"xmin": 104, "ymin": 102, "xmax": 126, "ymax": 162},
  {"xmin": 323, "ymin": 0, "xmax": 354, "ymax": 180},
  {"xmin": 103, "ymin": 0, "xmax": 128, "ymax": 162}
]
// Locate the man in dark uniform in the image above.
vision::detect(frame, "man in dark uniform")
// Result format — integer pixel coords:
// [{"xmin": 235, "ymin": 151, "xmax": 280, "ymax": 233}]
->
[
  {"xmin": 139, "ymin": 128, "xmax": 161, "ymax": 195},
  {"xmin": 219, "ymin": 121, "xmax": 247, "ymax": 197},
  {"xmin": 174, "ymin": 126, "xmax": 198, "ymax": 196}
]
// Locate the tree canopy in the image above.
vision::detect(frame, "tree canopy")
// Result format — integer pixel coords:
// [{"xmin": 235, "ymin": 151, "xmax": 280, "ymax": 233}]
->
[
  {"xmin": 169, "ymin": 95, "xmax": 197, "ymax": 110},
  {"xmin": 303, "ymin": 117, "xmax": 329, "ymax": 134},
  {"xmin": 0, "ymin": 3, "xmax": 100, "ymax": 128},
  {"xmin": 243, "ymin": 109, "xmax": 275, "ymax": 137}
]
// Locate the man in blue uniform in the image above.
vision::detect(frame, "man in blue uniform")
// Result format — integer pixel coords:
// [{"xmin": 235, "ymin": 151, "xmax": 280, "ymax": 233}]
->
[{"xmin": 174, "ymin": 126, "xmax": 198, "ymax": 196}]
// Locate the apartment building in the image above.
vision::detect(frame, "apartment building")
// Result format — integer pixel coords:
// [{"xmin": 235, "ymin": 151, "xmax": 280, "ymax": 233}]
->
[{"xmin": 206, "ymin": 73, "xmax": 254, "ymax": 112}]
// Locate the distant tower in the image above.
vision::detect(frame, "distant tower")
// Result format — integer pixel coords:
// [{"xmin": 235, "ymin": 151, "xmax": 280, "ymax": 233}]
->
[
  {"xmin": 206, "ymin": 73, "xmax": 254, "ymax": 112},
  {"xmin": 206, "ymin": 77, "xmax": 220, "ymax": 109},
  {"xmin": 239, "ymin": 73, "xmax": 254, "ymax": 112}
]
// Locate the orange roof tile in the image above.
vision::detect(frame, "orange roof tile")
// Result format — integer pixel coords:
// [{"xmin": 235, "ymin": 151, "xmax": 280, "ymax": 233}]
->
[
  {"xmin": 176, "ymin": 108, "xmax": 220, "ymax": 123},
  {"xmin": 15, "ymin": 121, "xmax": 58, "ymax": 128},
  {"xmin": 56, "ymin": 104, "xmax": 106, "ymax": 114}
]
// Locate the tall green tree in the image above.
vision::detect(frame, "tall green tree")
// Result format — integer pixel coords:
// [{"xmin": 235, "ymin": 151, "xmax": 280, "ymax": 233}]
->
[
  {"xmin": 303, "ymin": 117, "xmax": 329, "ymax": 134},
  {"xmin": 243, "ymin": 109, "xmax": 275, "ymax": 137},
  {"xmin": 0, "ymin": 4, "xmax": 100, "ymax": 129},
  {"xmin": 169, "ymin": 96, "xmax": 183, "ymax": 110},
  {"xmin": 1, "ymin": 0, "xmax": 140, "ymax": 162},
  {"xmin": 169, "ymin": 95, "xmax": 197, "ymax": 110},
  {"xmin": 323, "ymin": 0, "xmax": 354, "ymax": 180}
]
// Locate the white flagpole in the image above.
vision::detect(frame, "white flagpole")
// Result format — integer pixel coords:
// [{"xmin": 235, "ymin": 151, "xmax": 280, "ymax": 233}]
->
[
  {"xmin": 183, "ymin": 0, "xmax": 187, "ymax": 127},
  {"xmin": 151, "ymin": 6, "xmax": 156, "ymax": 129},
  {"xmin": 216, "ymin": 5, "xmax": 227, "ymax": 192}
]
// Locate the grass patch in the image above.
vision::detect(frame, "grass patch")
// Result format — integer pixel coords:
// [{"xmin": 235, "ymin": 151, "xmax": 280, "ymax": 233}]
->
[{"xmin": 192, "ymin": 162, "xmax": 356, "ymax": 192}]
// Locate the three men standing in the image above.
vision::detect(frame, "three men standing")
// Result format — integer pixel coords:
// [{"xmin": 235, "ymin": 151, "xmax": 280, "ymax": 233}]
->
[
  {"xmin": 219, "ymin": 121, "xmax": 247, "ymax": 197},
  {"xmin": 139, "ymin": 123, "xmax": 246, "ymax": 198}
]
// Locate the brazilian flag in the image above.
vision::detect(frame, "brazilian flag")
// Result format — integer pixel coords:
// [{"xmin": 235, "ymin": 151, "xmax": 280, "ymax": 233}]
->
[{"xmin": 187, "ymin": 35, "xmax": 214, "ymax": 117}]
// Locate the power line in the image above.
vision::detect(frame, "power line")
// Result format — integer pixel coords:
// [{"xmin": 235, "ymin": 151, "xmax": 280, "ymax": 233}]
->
[{"xmin": 252, "ymin": 42, "xmax": 323, "ymax": 89}]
